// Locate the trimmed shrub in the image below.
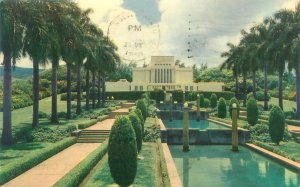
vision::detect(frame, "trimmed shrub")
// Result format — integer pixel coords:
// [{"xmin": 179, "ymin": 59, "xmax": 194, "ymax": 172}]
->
[
  {"xmin": 108, "ymin": 116, "xmax": 137, "ymax": 187},
  {"xmin": 54, "ymin": 140, "xmax": 108, "ymax": 187},
  {"xmin": 199, "ymin": 94, "xmax": 205, "ymax": 107},
  {"xmin": 60, "ymin": 92, "xmax": 77, "ymax": 101},
  {"xmin": 97, "ymin": 115, "xmax": 109, "ymax": 122},
  {"xmin": 286, "ymin": 119, "xmax": 300, "ymax": 127},
  {"xmin": 203, "ymin": 98, "xmax": 210, "ymax": 108},
  {"xmin": 136, "ymin": 99, "xmax": 147, "ymax": 119},
  {"xmin": 269, "ymin": 106, "xmax": 285, "ymax": 145},
  {"xmin": 247, "ymin": 98, "xmax": 258, "ymax": 126},
  {"xmin": 0, "ymin": 138, "xmax": 76, "ymax": 185},
  {"xmin": 210, "ymin": 93, "xmax": 218, "ymax": 108},
  {"xmin": 134, "ymin": 109, "xmax": 144, "ymax": 135},
  {"xmin": 128, "ymin": 112, "xmax": 143, "ymax": 152},
  {"xmin": 229, "ymin": 97, "xmax": 240, "ymax": 119},
  {"xmin": 78, "ymin": 119, "xmax": 97, "ymax": 129},
  {"xmin": 217, "ymin": 97, "xmax": 227, "ymax": 119},
  {"xmin": 38, "ymin": 111, "xmax": 49, "ymax": 118},
  {"xmin": 28, "ymin": 126, "xmax": 76, "ymax": 143}
]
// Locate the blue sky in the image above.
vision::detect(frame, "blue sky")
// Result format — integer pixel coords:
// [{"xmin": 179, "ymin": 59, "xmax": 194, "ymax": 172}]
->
[{"xmin": 1, "ymin": 0, "xmax": 299, "ymax": 68}]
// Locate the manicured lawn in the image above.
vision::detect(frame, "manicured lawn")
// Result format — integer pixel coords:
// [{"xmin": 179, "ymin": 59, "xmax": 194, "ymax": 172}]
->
[
  {"xmin": 82, "ymin": 143, "xmax": 160, "ymax": 187},
  {"xmin": 258, "ymin": 97, "xmax": 296, "ymax": 112},
  {"xmin": 0, "ymin": 142, "xmax": 50, "ymax": 167}
]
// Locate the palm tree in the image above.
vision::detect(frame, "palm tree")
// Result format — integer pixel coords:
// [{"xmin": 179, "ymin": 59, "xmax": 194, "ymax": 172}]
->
[
  {"xmin": 22, "ymin": 1, "xmax": 49, "ymax": 127},
  {"xmin": 275, "ymin": 4, "xmax": 300, "ymax": 118},
  {"xmin": 0, "ymin": 1, "xmax": 25, "ymax": 144},
  {"xmin": 221, "ymin": 43, "xmax": 242, "ymax": 98}
]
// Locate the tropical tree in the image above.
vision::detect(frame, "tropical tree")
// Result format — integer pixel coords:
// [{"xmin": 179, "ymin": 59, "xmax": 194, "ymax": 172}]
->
[
  {"xmin": 0, "ymin": 1, "xmax": 26, "ymax": 144},
  {"xmin": 22, "ymin": 1, "xmax": 49, "ymax": 127}
]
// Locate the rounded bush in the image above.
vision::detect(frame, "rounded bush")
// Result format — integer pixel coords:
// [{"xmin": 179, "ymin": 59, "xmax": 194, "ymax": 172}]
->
[
  {"xmin": 108, "ymin": 116, "xmax": 137, "ymax": 186},
  {"xmin": 247, "ymin": 98, "xmax": 258, "ymax": 126},
  {"xmin": 136, "ymin": 99, "xmax": 147, "ymax": 120},
  {"xmin": 269, "ymin": 106, "xmax": 285, "ymax": 145},
  {"xmin": 203, "ymin": 98, "xmax": 210, "ymax": 108},
  {"xmin": 199, "ymin": 94, "xmax": 205, "ymax": 107},
  {"xmin": 134, "ymin": 109, "xmax": 144, "ymax": 135},
  {"xmin": 210, "ymin": 93, "xmax": 218, "ymax": 108},
  {"xmin": 229, "ymin": 97, "xmax": 240, "ymax": 119},
  {"xmin": 128, "ymin": 112, "xmax": 143, "ymax": 153},
  {"xmin": 217, "ymin": 97, "xmax": 227, "ymax": 118}
]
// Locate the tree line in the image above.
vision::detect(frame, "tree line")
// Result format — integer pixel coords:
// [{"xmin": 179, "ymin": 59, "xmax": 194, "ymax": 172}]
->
[
  {"xmin": 0, "ymin": 0, "xmax": 120, "ymax": 145},
  {"xmin": 221, "ymin": 3, "xmax": 300, "ymax": 119}
]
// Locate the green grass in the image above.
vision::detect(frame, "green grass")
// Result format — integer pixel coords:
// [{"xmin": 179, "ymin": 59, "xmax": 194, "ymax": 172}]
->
[
  {"xmin": 257, "ymin": 97, "xmax": 296, "ymax": 112},
  {"xmin": 254, "ymin": 141, "xmax": 300, "ymax": 163},
  {"xmin": 0, "ymin": 142, "xmax": 50, "ymax": 167},
  {"xmin": 83, "ymin": 143, "xmax": 160, "ymax": 187}
]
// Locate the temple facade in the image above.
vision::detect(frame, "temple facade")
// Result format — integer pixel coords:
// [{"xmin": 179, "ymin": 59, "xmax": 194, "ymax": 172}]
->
[{"xmin": 106, "ymin": 56, "xmax": 225, "ymax": 92}]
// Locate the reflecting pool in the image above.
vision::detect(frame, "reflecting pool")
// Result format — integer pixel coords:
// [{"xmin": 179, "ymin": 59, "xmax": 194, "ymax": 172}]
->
[
  {"xmin": 169, "ymin": 145, "xmax": 300, "ymax": 187},
  {"xmin": 163, "ymin": 120, "xmax": 228, "ymax": 130}
]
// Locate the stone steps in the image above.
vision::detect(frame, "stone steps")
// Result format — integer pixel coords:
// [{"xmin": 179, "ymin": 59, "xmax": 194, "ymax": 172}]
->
[{"xmin": 77, "ymin": 129, "xmax": 110, "ymax": 143}]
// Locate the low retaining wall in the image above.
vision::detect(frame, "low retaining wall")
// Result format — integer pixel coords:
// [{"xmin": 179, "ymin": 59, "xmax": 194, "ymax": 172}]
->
[
  {"xmin": 157, "ymin": 111, "xmax": 209, "ymax": 120},
  {"xmin": 166, "ymin": 129, "xmax": 250, "ymax": 145}
]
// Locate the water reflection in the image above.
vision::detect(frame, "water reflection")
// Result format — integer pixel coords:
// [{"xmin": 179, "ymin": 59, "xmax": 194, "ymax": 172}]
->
[
  {"xmin": 163, "ymin": 120, "xmax": 227, "ymax": 130},
  {"xmin": 170, "ymin": 145, "xmax": 300, "ymax": 187}
]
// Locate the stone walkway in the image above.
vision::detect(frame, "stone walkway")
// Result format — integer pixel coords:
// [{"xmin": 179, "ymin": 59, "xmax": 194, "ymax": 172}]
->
[
  {"xmin": 288, "ymin": 125, "xmax": 300, "ymax": 132},
  {"xmin": 2, "ymin": 143, "xmax": 100, "ymax": 187},
  {"xmin": 86, "ymin": 119, "xmax": 116, "ymax": 131}
]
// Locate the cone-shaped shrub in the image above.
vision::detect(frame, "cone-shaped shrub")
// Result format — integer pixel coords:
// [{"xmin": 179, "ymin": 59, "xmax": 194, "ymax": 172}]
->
[
  {"xmin": 269, "ymin": 106, "xmax": 285, "ymax": 145},
  {"xmin": 217, "ymin": 97, "xmax": 227, "ymax": 118},
  {"xmin": 229, "ymin": 97, "xmax": 240, "ymax": 119},
  {"xmin": 128, "ymin": 112, "xmax": 143, "ymax": 153},
  {"xmin": 108, "ymin": 116, "xmax": 137, "ymax": 186},
  {"xmin": 210, "ymin": 93, "xmax": 218, "ymax": 108},
  {"xmin": 134, "ymin": 109, "xmax": 144, "ymax": 135},
  {"xmin": 203, "ymin": 98, "xmax": 210, "ymax": 108},
  {"xmin": 136, "ymin": 99, "xmax": 147, "ymax": 119},
  {"xmin": 199, "ymin": 94, "xmax": 205, "ymax": 107},
  {"xmin": 247, "ymin": 98, "xmax": 258, "ymax": 126}
]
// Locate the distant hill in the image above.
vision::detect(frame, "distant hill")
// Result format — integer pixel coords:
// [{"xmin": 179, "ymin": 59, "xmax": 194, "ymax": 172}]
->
[{"xmin": 0, "ymin": 66, "xmax": 45, "ymax": 79}]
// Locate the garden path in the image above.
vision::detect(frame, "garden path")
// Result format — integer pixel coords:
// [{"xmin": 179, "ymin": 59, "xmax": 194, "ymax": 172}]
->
[{"xmin": 2, "ymin": 143, "xmax": 100, "ymax": 187}]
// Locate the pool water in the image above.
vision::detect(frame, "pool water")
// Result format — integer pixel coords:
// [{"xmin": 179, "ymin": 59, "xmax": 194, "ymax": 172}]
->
[
  {"xmin": 163, "ymin": 120, "xmax": 228, "ymax": 130},
  {"xmin": 169, "ymin": 145, "xmax": 300, "ymax": 187}
]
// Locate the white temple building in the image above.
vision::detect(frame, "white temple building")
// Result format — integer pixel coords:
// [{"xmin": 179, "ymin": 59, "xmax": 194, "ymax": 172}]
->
[{"xmin": 106, "ymin": 56, "xmax": 225, "ymax": 92}]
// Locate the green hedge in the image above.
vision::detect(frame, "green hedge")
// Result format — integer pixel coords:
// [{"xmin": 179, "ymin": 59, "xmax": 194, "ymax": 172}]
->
[
  {"xmin": 78, "ymin": 119, "xmax": 97, "ymax": 129},
  {"xmin": 0, "ymin": 137, "xmax": 76, "ymax": 185},
  {"xmin": 99, "ymin": 91, "xmax": 234, "ymax": 102},
  {"xmin": 252, "ymin": 141, "xmax": 297, "ymax": 162},
  {"xmin": 54, "ymin": 140, "xmax": 108, "ymax": 187},
  {"xmin": 157, "ymin": 140, "xmax": 171, "ymax": 187},
  {"xmin": 97, "ymin": 115, "xmax": 109, "ymax": 122},
  {"xmin": 286, "ymin": 119, "xmax": 300, "ymax": 127},
  {"xmin": 60, "ymin": 92, "xmax": 77, "ymax": 101}
]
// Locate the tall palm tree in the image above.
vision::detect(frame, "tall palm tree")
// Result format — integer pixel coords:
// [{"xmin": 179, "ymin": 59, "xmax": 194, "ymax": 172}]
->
[
  {"xmin": 22, "ymin": 1, "xmax": 49, "ymax": 127},
  {"xmin": 221, "ymin": 43, "xmax": 242, "ymax": 98},
  {"xmin": 0, "ymin": 1, "xmax": 25, "ymax": 144},
  {"xmin": 275, "ymin": 4, "xmax": 300, "ymax": 118}
]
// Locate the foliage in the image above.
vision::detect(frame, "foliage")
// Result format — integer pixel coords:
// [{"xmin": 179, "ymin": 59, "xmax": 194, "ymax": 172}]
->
[
  {"xmin": 269, "ymin": 106, "xmax": 285, "ymax": 145},
  {"xmin": 199, "ymin": 94, "xmax": 205, "ymax": 107},
  {"xmin": 143, "ymin": 118, "xmax": 161, "ymax": 142},
  {"xmin": 286, "ymin": 119, "xmax": 300, "ymax": 127},
  {"xmin": 97, "ymin": 115, "xmax": 109, "ymax": 122},
  {"xmin": 196, "ymin": 67, "xmax": 232, "ymax": 83},
  {"xmin": 136, "ymin": 99, "xmax": 148, "ymax": 120},
  {"xmin": 107, "ymin": 62, "xmax": 136, "ymax": 82},
  {"xmin": 27, "ymin": 126, "xmax": 76, "ymax": 143},
  {"xmin": 128, "ymin": 112, "xmax": 143, "ymax": 153},
  {"xmin": 229, "ymin": 97, "xmax": 240, "ymax": 118},
  {"xmin": 60, "ymin": 92, "xmax": 77, "ymax": 101},
  {"xmin": 247, "ymin": 91, "xmax": 270, "ymax": 101},
  {"xmin": 249, "ymin": 124, "xmax": 271, "ymax": 142},
  {"xmin": 134, "ymin": 109, "xmax": 144, "ymax": 134},
  {"xmin": 54, "ymin": 140, "xmax": 108, "ymax": 187},
  {"xmin": 78, "ymin": 119, "xmax": 97, "ymax": 129},
  {"xmin": 247, "ymin": 98, "xmax": 258, "ymax": 126},
  {"xmin": 203, "ymin": 98, "xmax": 210, "ymax": 108},
  {"xmin": 108, "ymin": 116, "xmax": 137, "ymax": 187},
  {"xmin": 217, "ymin": 97, "xmax": 227, "ymax": 118},
  {"xmin": 210, "ymin": 93, "xmax": 218, "ymax": 108},
  {"xmin": 0, "ymin": 138, "xmax": 76, "ymax": 185}
]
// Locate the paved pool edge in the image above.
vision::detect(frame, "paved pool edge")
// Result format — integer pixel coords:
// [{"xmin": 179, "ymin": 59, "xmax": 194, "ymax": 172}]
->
[
  {"xmin": 162, "ymin": 143, "xmax": 183, "ymax": 187},
  {"xmin": 245, "ymin": 143, "xmax": 300, "ymax": 171}
]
